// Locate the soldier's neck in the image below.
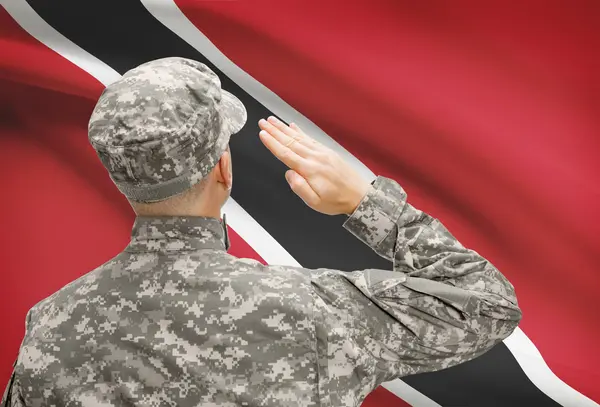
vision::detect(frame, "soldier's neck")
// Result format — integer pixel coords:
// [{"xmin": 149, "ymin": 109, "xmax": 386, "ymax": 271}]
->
[
  {"xmin": 186, "ymin": 196, "xmax": 224, "ymax": 219},
  {"xmin": 132, "ymin": 200, "xmax": 223, "ymax": 219},
  {"xmin": 130, "ymin": 183, "xmax": 228, "ymax": 219}
]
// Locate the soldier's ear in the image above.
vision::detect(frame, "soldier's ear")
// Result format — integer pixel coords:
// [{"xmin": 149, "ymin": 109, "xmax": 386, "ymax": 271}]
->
[{"xmin": 217, "ymin": 148, "xmax": 232, "ymax": 190}]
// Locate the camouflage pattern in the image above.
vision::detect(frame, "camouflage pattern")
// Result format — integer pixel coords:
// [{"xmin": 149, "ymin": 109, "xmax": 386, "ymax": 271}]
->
[
  {"xmin": 88, "ymin": 57, "xmax": 247, "ymax": 203},
  {"xmin": 2, "ymin": 176, "xmax": 521, "ymax": 407}
]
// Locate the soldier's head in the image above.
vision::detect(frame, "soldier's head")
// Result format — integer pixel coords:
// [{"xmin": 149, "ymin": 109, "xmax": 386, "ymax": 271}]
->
[{"xmin": 88, "ymin": 57, "xmax": 247, "ymax": 217}]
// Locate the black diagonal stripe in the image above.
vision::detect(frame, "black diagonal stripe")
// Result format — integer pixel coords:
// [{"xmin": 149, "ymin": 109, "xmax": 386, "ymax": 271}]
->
[{"xmin": 25, "ymin": 1, "xmax": 562, "ymax": 406}]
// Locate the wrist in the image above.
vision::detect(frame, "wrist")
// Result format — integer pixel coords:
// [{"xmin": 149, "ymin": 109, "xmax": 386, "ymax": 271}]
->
[{"xmin": 345, "ymin": 181, "xmax": 373, "ymax": 215}]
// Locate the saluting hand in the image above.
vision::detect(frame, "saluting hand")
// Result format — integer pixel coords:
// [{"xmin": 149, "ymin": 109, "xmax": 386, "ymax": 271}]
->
[{"xmin": 258, "ymin": 117, "xmax": 371, "ymax": 216}]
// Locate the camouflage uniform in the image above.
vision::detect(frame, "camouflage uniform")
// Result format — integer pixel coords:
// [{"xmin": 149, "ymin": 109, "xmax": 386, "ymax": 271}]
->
[{"xmin": 2, "ymin": 57, "xmax": 522, "ymax": 407}]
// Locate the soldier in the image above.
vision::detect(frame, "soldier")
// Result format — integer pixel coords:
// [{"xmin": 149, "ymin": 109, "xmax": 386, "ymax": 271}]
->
[{"xmin": 2, "ymin": 57, "xmax": 521, "ymax": 407}]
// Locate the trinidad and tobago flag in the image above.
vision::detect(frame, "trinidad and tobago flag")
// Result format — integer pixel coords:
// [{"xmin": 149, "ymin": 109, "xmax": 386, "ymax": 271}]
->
[{"xmin": 0, "ymin": 1, "xmax": 598, "ymax": 406}]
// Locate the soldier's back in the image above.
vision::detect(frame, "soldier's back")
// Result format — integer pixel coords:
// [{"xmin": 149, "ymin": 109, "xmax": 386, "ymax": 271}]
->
[{"xmin": 13, "ymin": 245, "xmax": 320, "ymax": 407}]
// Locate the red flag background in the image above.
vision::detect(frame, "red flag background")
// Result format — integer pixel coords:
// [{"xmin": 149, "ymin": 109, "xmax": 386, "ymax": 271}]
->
[{"xmin": 0, "ymin": 1, "xmax": 598, "ymax": 406}]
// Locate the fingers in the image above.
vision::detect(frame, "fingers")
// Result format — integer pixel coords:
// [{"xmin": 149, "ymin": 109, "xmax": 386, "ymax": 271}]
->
[
  {"xmin": 264, "ymin": 116, "xmax": 319, "ymax": 149},
  {"xmin": 265, "ymin": 116, "xmax": 301, "ymax": 139},
  {"xmin": 289, "ymin": 122, "xmax": 304, "ymax": 134},
  {"xmin": 259, "ymin": 130, "xmax": 305, "ymax": 171},
  {"xmin": 289, "ymin": 122, "xmax": 323, "ymax": 149},
  {"xmin": 258, "ymin": 118, "xmax": 313, "ymax": 157},
  {"xmin": 285, "ymin": 170, "xmax": 320, "ymax": 207}
]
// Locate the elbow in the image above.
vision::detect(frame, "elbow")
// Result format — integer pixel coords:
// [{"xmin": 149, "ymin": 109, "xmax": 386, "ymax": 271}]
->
[
  {"xmin": 450, "ymin": 306, "xmax": 522, "ymax": 363},
  {"xmin": 473, "ymin": 297, "xmax": 523, "ymax": 346},
  {"xmin": 510, "ymin": 301, "xmax": 523, "ymax": 325},
  {"xmin": 476, "ymin": 268, "xmax": 523, "ymax": 341},
  {"xmin": 505, "ymin": 301, "xmax": 523, "ymax": 335},
  {"xmin": 496, "ymin": 281, "xmax": 523, "ymax": 339},
  {"xmin": 495, "ymin": 304, "xmax": 522, "ymax": 342}
]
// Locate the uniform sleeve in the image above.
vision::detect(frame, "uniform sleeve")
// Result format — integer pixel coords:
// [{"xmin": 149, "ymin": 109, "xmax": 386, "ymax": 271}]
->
[{"xmin": 308, "ymin": 176, "xmax": 522, "ymax": 405}]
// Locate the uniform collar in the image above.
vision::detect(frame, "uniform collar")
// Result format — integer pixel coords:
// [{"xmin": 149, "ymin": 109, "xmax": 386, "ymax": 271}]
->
[{"xmin": 125, "ymin": 215, "xmax": 230, "ymax": 253}]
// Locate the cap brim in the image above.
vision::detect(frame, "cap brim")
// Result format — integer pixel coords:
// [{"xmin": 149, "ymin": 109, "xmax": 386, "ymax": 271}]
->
[{"xmin": 220, "ymin": 90, "xmax": 247, "ymax": 135}]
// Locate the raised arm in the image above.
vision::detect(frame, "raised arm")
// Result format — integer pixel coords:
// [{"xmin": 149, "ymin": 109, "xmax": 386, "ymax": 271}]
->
[{"xmin": 258, "ymin": 117, "xmax": 522, "ymax": 403}]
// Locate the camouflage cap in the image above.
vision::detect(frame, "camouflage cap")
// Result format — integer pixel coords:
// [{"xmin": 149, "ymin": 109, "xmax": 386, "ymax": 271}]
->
[{"xmin": 88, "ymin": 57, "xmax": 247, "ymax": 203}]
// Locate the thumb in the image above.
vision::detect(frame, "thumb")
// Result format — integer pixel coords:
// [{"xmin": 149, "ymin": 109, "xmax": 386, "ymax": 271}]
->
[{"xmin": 285, "ymin": 170, "xmax": 319, "ymax": 207}]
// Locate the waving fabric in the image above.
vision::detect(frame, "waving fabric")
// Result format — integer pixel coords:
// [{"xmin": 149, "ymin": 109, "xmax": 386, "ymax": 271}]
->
[{"xmin": 0, "ymin": 1, "xmax": 598, "ymax": 406}]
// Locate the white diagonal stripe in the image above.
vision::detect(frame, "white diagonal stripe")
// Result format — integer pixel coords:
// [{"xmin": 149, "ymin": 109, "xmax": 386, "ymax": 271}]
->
[
  {"xmin": 504, "ymin": 328, "xmax": 597, "ymax": 407},
  {"xmin": 380, "ymin": 380, "xmax": 441, "ymax": 407}
]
